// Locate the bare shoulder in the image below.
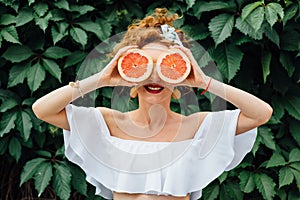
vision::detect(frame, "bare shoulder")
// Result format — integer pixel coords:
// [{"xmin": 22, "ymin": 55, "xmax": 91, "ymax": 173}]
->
[
  {"xmin": 186, "ymin": 111, "xmax": 210, "ymax": 124},
  {"xmin": 178, "ymin": 111, "xmax": 210, "ymax": 139},
  {"xmin": 96, "ymin": 107, "xmax": 124, "ymax": 122}
]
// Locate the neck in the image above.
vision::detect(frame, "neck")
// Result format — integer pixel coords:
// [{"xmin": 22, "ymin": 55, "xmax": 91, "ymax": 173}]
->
[{"xmin": 134, "ymin": 96, "xmax": 172, "ymax": 125}]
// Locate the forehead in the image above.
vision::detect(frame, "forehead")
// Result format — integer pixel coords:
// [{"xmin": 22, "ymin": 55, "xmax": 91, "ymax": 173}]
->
[{"xmin": 141, "ymin": 43, "xmax": 169, "ymax": 61}]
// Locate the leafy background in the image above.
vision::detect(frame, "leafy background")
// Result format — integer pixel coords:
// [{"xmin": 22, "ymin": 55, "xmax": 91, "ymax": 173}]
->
[{"xmin": 0, "ymin": 0, "xmax": 300, "ymax": 199}]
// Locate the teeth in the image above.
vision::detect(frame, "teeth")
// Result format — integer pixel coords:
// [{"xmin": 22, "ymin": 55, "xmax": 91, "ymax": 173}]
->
[{"xmin": 148, "ymin": 86, "xmax": 162, "ymax": 90}]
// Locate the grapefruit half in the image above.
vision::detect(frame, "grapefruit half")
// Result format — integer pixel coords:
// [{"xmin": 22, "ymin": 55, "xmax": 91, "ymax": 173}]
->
[
  {"xmin": 118, "ymin": 49, "xmax": 153, "ymax": 82},
  {"xmin": 156, "ymin": 49, "xmax": 191, "ymax": 84}
]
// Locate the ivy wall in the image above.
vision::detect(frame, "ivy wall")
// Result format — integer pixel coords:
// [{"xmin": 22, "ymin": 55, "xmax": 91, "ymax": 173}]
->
[{"xmin": 0, "ymin": 0, "xmax": 299, "ymax": 199}]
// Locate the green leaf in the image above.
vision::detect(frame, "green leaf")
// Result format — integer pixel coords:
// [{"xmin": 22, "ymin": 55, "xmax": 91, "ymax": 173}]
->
[
  {"xmin": 0, "ymin": 112, "xmax": 17, "ymax": 137},
  {"xmin": 281, "ymin": 30, "xmax": 300, "ymax": 51},
  {"xmin": 254, "ymin": 173, "xmax": 276, "ymax": 200},
  {"xmin": 26, "ymin": 62, "xmax": 46, "ymax": 92},
  {"xmin": 265, "ymin": 3, "xmax": 284, "ymax": 27},
  {"xmin": 266, "ymin": 152, "xmax": 286, "ymax": 168},
  {"xmin": 193, "ymin": 1, "xmax": 235, "ymax": 16},
  {"xmin": 0, "ymin": 0, "xmax": 19, "ymax": 12},
  {"xmin": 42, "ymin": 59, "xmax": 62, "ymax": 82},
  {"xmin": 22, "ymin": 97, "xmax": 36, "ymax": 106},
  {"xmin": 289, "ymin": 148, "xmax": 300, "ymax": 163},
  {"xmin": 20, "ymin": 158, "xmax": 47, "ymax": 186},
  {"xmin": 55, "ymin": 145, "xmax": 65, "ymax": 158},
  {"xmin": 279, "ymin": 51, "xmax": 294, "ymax": 77},
  {"xmin": 235, "ymin": 17, "xmax": 263, "ymax": 40},
  {"xmin": 69, "ymin": 5, "xmax": 95, "ymax": 15},
  {"xmin": 9, "ymin": 137, "xmax": 22, "ymax": 162},
  {"xmin": 208, "ymin": 13, "xmax": 234, "ymax": 46},
  {"xmin": 289, "ymin": 119, "xmax": 300, "ymax": 147},
  {"xmin": 16, "ymin": 7, "xmax": 34, "ymax": 27},
  {"xmin": 16, "ymin": 111, "xmax": 33, "ymax": 141},
  {"xmin": 53, "ymin": 0, "xmax": 70, "ymax": 10},
  {"xmin": 53, "ymin": 163, "xmax": 72, "ymax": 200},
  {"xmin": 33, "ymin": 2, "xmax": 49, "ymax": 17},
  {"xmin": 28, "ymin": 0, "xmax": 35, "ymax": 6},
  {"xmin": 290, "ymin": 162, "xmax": 300, "ymax": 171},
  {"xmin": 186, "ymin": 0, "xmax": 196, "ymax": 9},
  {"xmin": 43, "ymin": 47, "xmax": 71, "ymax": 59},
  {"xmin": 251, "ymin": 135, "xmax": 261, "ymax": 156},
  {"xmin": 290, "ymin": 167, "xmax": 300, "ymax": 190},
  {"xmin": 36, "ymin": 150, "xmax": 52, "ymax": 158},
  {"xmin": 97, "ymin": 19, "xmax": 113, "ymax": 41},
  {"xmin": 0, "ymin": 89, "xmax": 20, "ymax": 112},
  {"xmin": 182, "ymin": 24, "xmax": 210, "ymax": 41},
  {"xmin": 212, "ymin": 43, "xmax": 243, "ymax": 81},
  {"xmin": 241, "ymin": 1, "xmax": 263, "ymax": 20},
  {"xmin": 261, "ymin": 51, "xmax": 271, "ymax": 83},
  {"xmin": 0, "ymin": 14, "xmax": 16, "ymax": 25},
  {"xmin": 1, "ymin": 26, "xmax": 21, "ymax": 44},
  {"xmin": 34, "ymin": 11, "xmax": 52, "ymax": 32},
  {"xmin": 69, "ymin": 165, "xmax": 87, "ymax": 196},
  {"xmin": 284, "ymin": 96, "xmax": 300, "ymax": 120},
  {"xmin": 218, "ymin": 172, "xmax": 228, "ymax": 184},
  {"xmin": 264, "ymin": 24, "xmax": 280, "ymax": 47},
  {"xmin": 245, "ymin": 6, "xmax": 264, "ymax": 32},
  {"xmin": 34, "ymin": 162, "xmax": 53, "ymax": 197},
  {"xmin": 77, "ymin": 20, "xmax": 112, "ymax": 41},
  {"xmin": 279, "ymin": 167, "xmax": 294, "ymax": 187},
  {"xmin": 282, "ymin": 4, "xmax": 298, "ymax": 26},
  {"xmin": 50, "ymin": 9, "xmax": 66, "ymax": 22},
  {"xmin": 2, "ymin": 45, "xmax": 34, "ymax": 63},
  {"xmin": 70, "ymin": 27, "xmax": 87, "ymax": 47},
  {"xmin": 64, "ymin": 51, "xmax": 86, "ymax": 68},
  {"xmin": 8, "ymin": 62, "xmax": 30, "ymax": 87},
  {"xmin": 259, "ymin": 126, "xmax": 276, "ymax": 150},
  {"xmin": 222, "ymin": 182, "xmax": 243, "ymax": 200},
  {"xmin": 202, "ymin": 182, "xmax": 219, "ymax": 200},
  {"xmin": 239, "ymin": 171, "xmax": 256, "ymax": 193},
  {"xmin": 51, "ymin": 22, "xmax": 68, "ymax": 45},
  {"xmin": 0, "ymin": 136, "xmax": 9, "ymax": 155}
]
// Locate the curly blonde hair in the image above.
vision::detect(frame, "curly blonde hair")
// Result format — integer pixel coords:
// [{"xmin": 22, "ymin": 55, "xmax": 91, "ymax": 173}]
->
[{"xmin": 111, "ymin": 8, "xmax": 190, "ymax": 55}]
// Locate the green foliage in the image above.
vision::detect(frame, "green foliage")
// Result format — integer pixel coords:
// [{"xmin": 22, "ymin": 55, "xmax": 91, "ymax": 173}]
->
[{"xmin": 0, "ymin": 0, "xmax": 299, "ymax": 199}]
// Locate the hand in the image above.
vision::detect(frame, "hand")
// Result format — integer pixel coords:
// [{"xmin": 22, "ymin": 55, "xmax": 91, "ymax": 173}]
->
[
  {"xmin": 171, "ymin": 45, "xmax": 210, "ymax": 89},
  {"xmin": 99, "ymin": 45, "xmax": 139, "ymax": 87}
]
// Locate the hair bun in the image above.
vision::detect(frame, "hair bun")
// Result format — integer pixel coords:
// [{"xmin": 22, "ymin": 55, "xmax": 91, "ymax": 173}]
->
[{"xmin": 155, "ymin": 8, "xmax": 168, "ymax": 17}]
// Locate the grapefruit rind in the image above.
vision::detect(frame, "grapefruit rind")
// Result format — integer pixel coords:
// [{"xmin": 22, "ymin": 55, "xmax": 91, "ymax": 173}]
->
[
  {"xmin": 156, "ymin": 49, "xmax": 191, "ymax": 84},
  {"xmin": 118, "ymin": 49, "xmax": 153, "ymax": 82}
]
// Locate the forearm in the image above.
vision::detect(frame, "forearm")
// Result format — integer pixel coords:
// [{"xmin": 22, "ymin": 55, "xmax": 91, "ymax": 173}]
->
[
  {"xmin": 202, "ymin": 76, "xmax": 273, "ymax": 122},
  {"xmin": 32, "ymin": 73, "xmax": 103, "ymax": 119}
]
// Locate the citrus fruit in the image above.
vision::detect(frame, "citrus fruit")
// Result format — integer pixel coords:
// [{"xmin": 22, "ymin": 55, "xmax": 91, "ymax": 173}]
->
[
  {"xmin": 118, "ymin": 49, "xmax": 153, "ymax": 82},
  {"xmin": 156, "ymin": 49, "xmax": 191, "ymax": 84}
]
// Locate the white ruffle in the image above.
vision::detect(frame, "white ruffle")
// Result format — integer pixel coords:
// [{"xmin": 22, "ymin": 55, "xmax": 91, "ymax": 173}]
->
[{"xmin": 63, "ymin": 104, "xmax": 257, "ymax": 200}]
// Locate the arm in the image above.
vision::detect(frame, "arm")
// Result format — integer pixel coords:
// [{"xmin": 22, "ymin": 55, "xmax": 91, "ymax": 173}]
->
[
  {"xmin": 32, "ymin": 46, "xmax": 137, "ymax": 130},
  {"xmin": 32, "ymin": 73, "xmax": 102, "ymax": 130},
  {"xmin": 174, "ymin": 46, "xmax": 273, "ymax": 135},
  {"xmin": 201, "ymin": 75, "xmax": 273, "ymax": 135}
]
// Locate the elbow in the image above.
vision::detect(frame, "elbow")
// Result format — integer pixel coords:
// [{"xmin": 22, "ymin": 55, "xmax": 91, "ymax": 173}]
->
[
  {"xmin": 257, "ymin": 103, "xmax": 273, "ymax": 125},
  {"xmin": 32, "ymin": 100, "xmax": 45, "ymax": 120}
]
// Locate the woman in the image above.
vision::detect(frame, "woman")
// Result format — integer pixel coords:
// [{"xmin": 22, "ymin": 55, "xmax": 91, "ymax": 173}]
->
[{"xmin": 32, "ymin": 8, "xmax": 272, "ymax": 200}]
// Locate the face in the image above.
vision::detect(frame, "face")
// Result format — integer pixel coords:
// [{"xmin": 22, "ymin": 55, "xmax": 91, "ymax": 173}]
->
[{"xmin": 135, "ymin": 43, "xmax": 174, "ymax": 104}]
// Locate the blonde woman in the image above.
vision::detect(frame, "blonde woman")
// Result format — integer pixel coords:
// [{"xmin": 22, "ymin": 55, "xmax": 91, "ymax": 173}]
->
[{"xmin": 32, "ymin": 8, "xmax": 272, "ymax": 200}]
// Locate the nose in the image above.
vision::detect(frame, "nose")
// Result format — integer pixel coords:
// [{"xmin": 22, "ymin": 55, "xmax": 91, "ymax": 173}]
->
[{"xmin": 148, "ymin": 64, "xmax": 161, "ymax": 82}]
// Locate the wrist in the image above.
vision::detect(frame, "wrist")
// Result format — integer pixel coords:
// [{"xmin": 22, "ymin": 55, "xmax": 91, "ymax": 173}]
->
[{"xmin": 200, "ymin": 76, "xmax": 213, "ymax": 95}]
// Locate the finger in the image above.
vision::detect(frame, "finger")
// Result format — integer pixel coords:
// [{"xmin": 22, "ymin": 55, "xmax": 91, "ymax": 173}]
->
[{"xmin": 116, "ymin": 45, "xmax": 139, "ymax": 58}]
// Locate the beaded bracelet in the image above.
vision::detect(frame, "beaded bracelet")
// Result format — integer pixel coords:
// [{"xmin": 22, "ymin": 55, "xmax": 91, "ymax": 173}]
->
[
  {"xmin": 69, "ymin": 80, "xmax": 84, "ymax": 98},
  {"xmin": 200, "ymin": 77, "xmax": 212, "ymax": 95}
]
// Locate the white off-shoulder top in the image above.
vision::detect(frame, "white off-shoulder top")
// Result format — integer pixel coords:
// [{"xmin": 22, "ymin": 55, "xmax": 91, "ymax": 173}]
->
[{"xmin": 63, "ymin": 104, "xmax": 257, "ymax": 200}]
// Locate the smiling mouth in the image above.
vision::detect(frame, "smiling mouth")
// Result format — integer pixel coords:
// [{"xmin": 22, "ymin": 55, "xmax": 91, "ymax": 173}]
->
[{"xmin": 144, "ymin": 84, "xmax": 164, "ymax": 94}]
